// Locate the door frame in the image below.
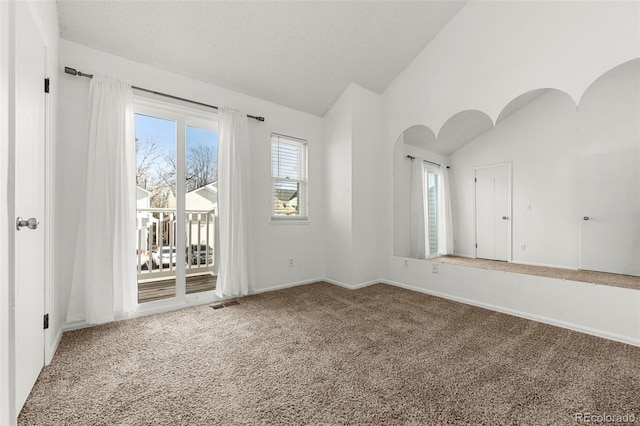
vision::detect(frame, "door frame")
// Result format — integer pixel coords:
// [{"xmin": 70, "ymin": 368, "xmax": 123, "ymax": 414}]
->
[
  {"xmin": 133, "ymin": 94, "xmax": 219, "ymax": 315},
  {"xmin": 1, "ymin": 1, "xmax": 53, "ymax": 423},
  {"xmin": 473, "ymin": 162, "xmax": 512, "ymax": 262},
  {"xmin": 1, "ymin": 2, "xmax": 17, "ymax": 423}
]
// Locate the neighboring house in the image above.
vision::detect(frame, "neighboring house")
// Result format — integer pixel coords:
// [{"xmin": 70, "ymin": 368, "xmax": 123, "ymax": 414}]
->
[
  {"xmin": 136, "ymin": 183, "xmax": 217, "ymax": 260},
  {"xmin": 136, "ymin": 186, "xmax": 156, "ymax": 254},
  {"xmin": 273, "ymin": 187, "xmax": 298, "ymax": 215},
  {"xmin": 185, "ymin": 183, "xmax": 217, "ymax": 248},
  {"xmin": 136, "ymin": 186, "xmax": 151, "ymax": 210},
  {"xmin": 185, "ymin": 182, "xmax": 217, "ymax": 211}
]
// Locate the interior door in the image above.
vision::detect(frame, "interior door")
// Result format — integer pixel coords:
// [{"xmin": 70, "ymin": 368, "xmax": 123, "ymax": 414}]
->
[
  {"xmin": 493, "ymin": 165, "xmax": 509, "ymax": 261},
  {"xmin": 475, "ymin": 167, "xmax": 495, "ymax": 260},
  {"xmin": 15, "ymin": 1, "xmax": 46, "ymax": 413},
  {"xmin": 578, "ymin": 60, "xmax": 640, "ymax": 276},
  {"xmin": 475, "ymin": 164, "xmax": 510, "ymax": 261}
]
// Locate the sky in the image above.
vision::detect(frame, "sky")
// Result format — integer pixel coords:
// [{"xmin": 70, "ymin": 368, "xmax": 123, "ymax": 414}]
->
[
  {"xmin": 135, "ymin": 113, "xmax": 218, "ymax": 180},
  {"xmin": 135, "ymin": 113, "xmax": 219, "ymax": 154}
]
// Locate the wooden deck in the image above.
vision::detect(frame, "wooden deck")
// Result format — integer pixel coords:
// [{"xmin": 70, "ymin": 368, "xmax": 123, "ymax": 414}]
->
[{"xmin": 138, "ymin": 274, "xmax": 217, "ymax": 303}]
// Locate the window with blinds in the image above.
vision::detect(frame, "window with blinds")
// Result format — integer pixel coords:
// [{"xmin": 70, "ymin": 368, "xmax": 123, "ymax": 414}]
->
[{"xmin": 271, "ymin": 133, "xmax": 308, "ymax": 220}]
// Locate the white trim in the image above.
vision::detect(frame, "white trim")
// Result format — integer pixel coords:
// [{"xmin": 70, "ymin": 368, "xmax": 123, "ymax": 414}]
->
[
  {"xmin": 322, "ymin": 278, "xmax": 379, "ymax": 290},
  {"xmin": 43, "ymin": 29, "xmax": 53, "ymax": 368},
  {"xmin": 134, "ymin": 92, "xmax": 218, "ymax": 125},
  {"xmin": 49, "ymin": 328, "xmax": 63, "ymax": 362},
  {"xmin": 270, "ymin": 216, "xmax": 309, "ymax": 224},
  {"xmin": 63, "ymin": 291, "xmax": 221, "ymax": 332},
  {"xmin": 248, "ymin": 278, "xmax": 323, "ymax": 295},
  {"xmin": 0, "ymin": 1, "xmax": 17, "ymax": 423},
  {"xmin": 473, "ymin": 162, "xmax": 512, "ymax": 262},
  {"xmin": 58, "ymin": 274, "xmax": 639, "ymax": 350},
  {"xmin": 511, "ymin": 260, "xmax": 578, "ymax": 271},
  {"xmin": 378, "ymin": 278, "xmax": 640, "ymax": 348},
  {"xmin": 134, "ymin": 94, "xmax": 219, "ymax": 312}
]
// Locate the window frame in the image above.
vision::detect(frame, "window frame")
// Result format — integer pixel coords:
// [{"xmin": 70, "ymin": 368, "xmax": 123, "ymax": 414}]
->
[
  {"xmin": 133, "ymin": 93, "xmax": 219, "ymax": 311},
  {"xmin": 423, "ymin": 163, "xmax": 439, "ymax": 258},
  {"xmin": 270, "ymin": 132, "xmax": 309, "ymax": 223}
]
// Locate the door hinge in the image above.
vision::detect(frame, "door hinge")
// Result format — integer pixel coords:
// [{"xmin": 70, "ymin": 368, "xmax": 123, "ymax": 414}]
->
[
  {"xmin": 474, "ymin": 178, "xmax": 477, "ymax": 183},
  {"xmin": 43, "ymin": 313, "xmax": 49, "ymax": 330},
  {"xmin": 44, "ymin": 78, "xmax": 50, "ymax": 94},
  {"xmin": 475, "ymin": 243, "xmax": 478, "ymax": 248}
]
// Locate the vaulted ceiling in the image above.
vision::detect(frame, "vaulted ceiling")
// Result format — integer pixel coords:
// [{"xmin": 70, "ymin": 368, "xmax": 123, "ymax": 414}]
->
[{"xmin": 57, "ymin": 1, "xmax": 467, "ymax": 116}]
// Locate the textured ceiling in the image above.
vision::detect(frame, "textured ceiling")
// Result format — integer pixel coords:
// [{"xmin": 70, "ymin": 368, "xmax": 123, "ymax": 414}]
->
[{"xmin": 57, "ymin": 1, "xmax": 467, "ymax": 116}]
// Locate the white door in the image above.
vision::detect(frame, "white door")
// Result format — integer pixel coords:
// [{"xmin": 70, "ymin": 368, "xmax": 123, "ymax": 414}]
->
[
  {"xmin": 15, "ymin": 2, "xmax": 46, "ymax": 413},
  {"xmin": 578, "ymin": 60, "xmax": 640, "ymax": 276},
  {"xmin": 475, "ymin": 164, "xmax": 510, "ymax": 261}
]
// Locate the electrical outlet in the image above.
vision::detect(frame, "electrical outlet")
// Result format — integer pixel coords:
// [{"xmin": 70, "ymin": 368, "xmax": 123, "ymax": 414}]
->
[
  {"xmin": 520, "ymin": 244, "xmax": 526, "ymax": 251},
  {"xmin": 432, "ymin": 263, "xmax": 439, "ymax": 274},
  {"xmin": 404, "ymin": 259, "xmax": 409, "ymax": 268},
  {"xmin": 289, "ymin": 257, "xmax": 294, "ymax": 267}
]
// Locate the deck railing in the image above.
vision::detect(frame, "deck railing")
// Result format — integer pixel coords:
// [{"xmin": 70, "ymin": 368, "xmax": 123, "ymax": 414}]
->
[{"xmin": 136, "ymin": 208, "xmax": 217, "ymax": 282}]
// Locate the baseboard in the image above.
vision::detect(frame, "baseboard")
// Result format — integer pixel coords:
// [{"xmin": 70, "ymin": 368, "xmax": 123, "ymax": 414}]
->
[
  {"xmin": 379, "ymin": 278, "xmax": 640, "ymax": 348},
  {"xmin": 249, "ymin": 277, "xmax": 325, "ymax": 295},
  {"xmin": 450, "ymin": 253, "xmax": 474, "ymax": 259},
  {"xmin": 322, "ymin": 278, "xmax": 379, "ymax": 290},
  {"xmin": 62, "ymin": 294, "xmax": 220, "ymax": 332},
  {"xmin": 510, "ymin": 260, "xmax": 578, "ymax": 270},
  {"xmin": 46, "ymin": 327, "xmax": 63, "ymax": 365}
]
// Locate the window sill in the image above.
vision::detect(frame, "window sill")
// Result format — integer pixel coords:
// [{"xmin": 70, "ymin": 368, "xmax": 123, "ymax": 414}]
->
[{"xmin": 270, "ymin": 216, "xmax": 310, "ymax": 225}]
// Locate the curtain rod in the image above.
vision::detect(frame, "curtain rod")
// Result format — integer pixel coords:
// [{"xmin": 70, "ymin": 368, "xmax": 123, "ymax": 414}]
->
[
  {"xmin": 64, "ymin": 66, "xmax": 265, "ymax": 122},
  {"xmin": 406, "ymin": 155, "xmax": 450, "ymax": 169}
]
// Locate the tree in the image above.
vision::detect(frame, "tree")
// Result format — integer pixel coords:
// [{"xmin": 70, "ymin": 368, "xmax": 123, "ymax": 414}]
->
[
  {"xmin": 186, "ymin": 143, "xmax": 217, "ymax": 191},
  {"xmin": 136, "ymin": 137, "xmax": 217, "ymax": 208},
  {"xmin": 136, "ymin": 136, "xmax": 175, "ymax": 208},
  {"xmin": 135, "ymin": 137, "xmax": 162, "ymax": 188}
]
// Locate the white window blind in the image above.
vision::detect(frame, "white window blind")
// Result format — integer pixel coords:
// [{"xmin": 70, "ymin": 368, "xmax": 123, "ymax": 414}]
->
[{"xmin": 271, "ymin": 133, "xmax": 308, "ymax": 220}]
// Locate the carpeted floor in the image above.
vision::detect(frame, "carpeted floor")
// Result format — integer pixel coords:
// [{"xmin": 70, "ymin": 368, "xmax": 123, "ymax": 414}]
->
[
  {"xmin": 19, "ymin": 282, "xmax": 639, "ymax": 425},
  {"xmin": 433, "ymin": 256, "xmax": 640, "ymax": 291}
]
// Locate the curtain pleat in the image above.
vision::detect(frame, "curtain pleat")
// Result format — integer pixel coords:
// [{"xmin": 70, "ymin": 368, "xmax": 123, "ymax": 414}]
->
[
  {"xmin": 67, "ymin": 75, "xmax": 137, "ymax": 324},
  {"xmin": 215, "ymin": 107, "xmax": 250, "ymax": 298},
  {"xmin": 409, "ymin": 157, "xmax": 426, "ymax": 259},
  {"xmin": 438, "ymin": 166, "xmax": 454, "ymax": 256}
]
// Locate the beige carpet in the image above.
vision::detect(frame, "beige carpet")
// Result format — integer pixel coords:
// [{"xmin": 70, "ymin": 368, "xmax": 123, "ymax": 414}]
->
[
  {"xmin": 434, "ymin": 256, "xmax": 640, "ymax": 291},
  {"xmin": 19, "ymin": 282, "xmax": 639, "ymax": 425}
]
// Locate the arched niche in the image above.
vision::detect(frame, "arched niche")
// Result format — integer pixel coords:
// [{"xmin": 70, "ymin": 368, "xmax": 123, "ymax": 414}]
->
[
  {"xmin": 393, "ymin": 125, "xmax": 436, "ymax": 258},
  {"xmin": 437, "ymin": 110, "xmax": 494, "ymax": 156},
  {"xmin": 435, "ymin": 111, "xmax": 494, "ymax": 257},
  {"xmin": 492, "ymin": 88, "xmax": 579, "ymax": 268},
  {"xmin": 577, "ymin": 58, "xmax": 640, "ymax": 276}
]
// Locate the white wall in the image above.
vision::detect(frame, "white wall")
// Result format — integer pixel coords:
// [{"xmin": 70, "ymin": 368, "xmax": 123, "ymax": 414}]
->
[
  {"xmin": 350, "ymin": 85, "xmax": 382, "ymax": 286},
  {"xmin": 323, "ymin": 86, "xmax": 353, "ymax": 284},
  {"xmin": 323, "ymin": 83, "xmax": 382, "ymax": 287},
  {"xmin": 449, "ymin": 90, "xmax": 579, "ymax": 268},
  {"xmin": 385, "ymin": 0, "xmax": 640, "ymax": 139},
  {"xmin": 380, "ymin": 1, "xmax": 640, "ymax": 345},
  {"xmin": 385, "ymin": 258, "xmax": 640, "ymax": 345},
  {"xmin": 56, "ymin": 40, "xmax": 325, "ymax": 326}
]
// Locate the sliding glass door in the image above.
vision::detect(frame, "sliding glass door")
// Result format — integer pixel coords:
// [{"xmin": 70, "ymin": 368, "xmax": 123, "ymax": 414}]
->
[{"xmin": 134, "ymin": 96, "xmax": 218, "ymax": 306}]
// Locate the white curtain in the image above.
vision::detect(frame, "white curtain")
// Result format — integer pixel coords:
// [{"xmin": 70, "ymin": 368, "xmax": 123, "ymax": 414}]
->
[
  {"xmin": 215, "ymin": 107, "xmax": 250, "ymax": 298},
  {"xmin": 437, "ymin": 166, "xmax": 454, "ymax": 255},
  {"xmin": 409, "ymin": 157, "xmax": 426, "ymax": 259},
  {"xmin": 67, "ymin": 75, "xmax": 137, "ymax": 324}
]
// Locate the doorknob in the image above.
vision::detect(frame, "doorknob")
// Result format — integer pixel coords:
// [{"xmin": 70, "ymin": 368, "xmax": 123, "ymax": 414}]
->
[
  {"xmin": 502, "ymin": 216, "xmax": 509, "ymax": 220},
  {"xmin": 583, "ymin": 216, "xmax": 589, "ymax": 221},
  {"xmin": 16, "ymin": 217, "xmax": 38, "ymax": 231}
]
